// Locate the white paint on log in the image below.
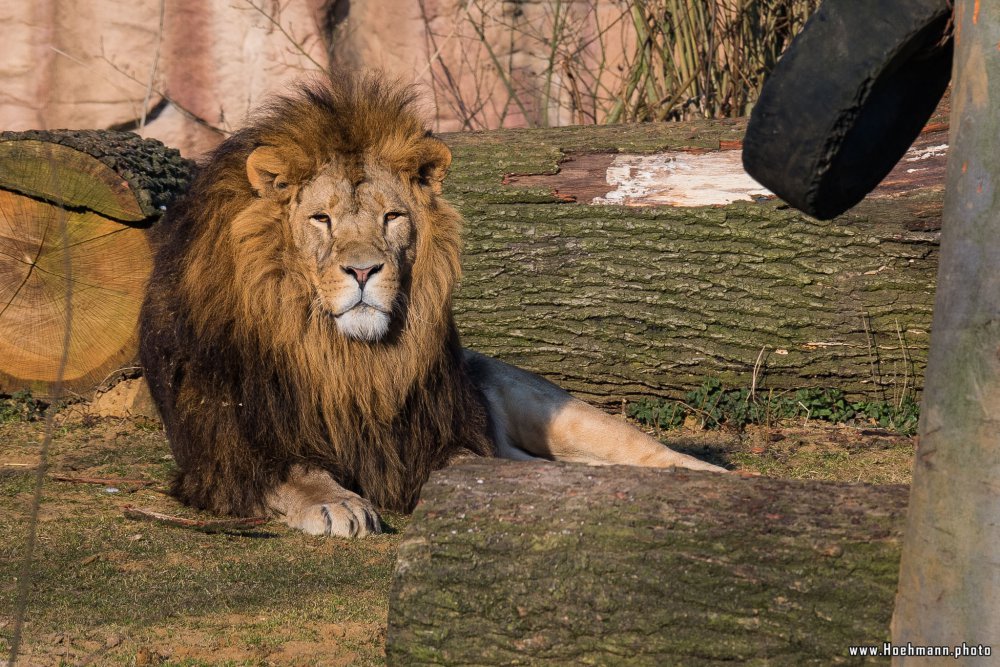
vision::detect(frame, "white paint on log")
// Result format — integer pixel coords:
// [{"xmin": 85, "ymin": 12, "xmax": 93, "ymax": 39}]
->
[
  {"xmin": 590, "ymin": 139, "xmax": 949, "ymax": 207},
  {"xmin": 904, "ymin": 143, "xmax": 949, "ymax": 162},
  {"xmin": 903, "ymin": 143, "xmax": 948, "ymax": 174},
  {"xmin": 592, "ymin": 151, "xmax": 772, "ymax": 207}
]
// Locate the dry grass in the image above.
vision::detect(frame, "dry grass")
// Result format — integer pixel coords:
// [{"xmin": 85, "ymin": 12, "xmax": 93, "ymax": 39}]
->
[
  {"xmin": 0, "ymin": 418, "xmax": 404, "ymax": 666},
  {"xmin": 612, "ymin": 0, "xmax": 821, "ymax": 121},
  {"xmin": 2, "ymin": 412, "xmax": 913, "ymax": 665}
]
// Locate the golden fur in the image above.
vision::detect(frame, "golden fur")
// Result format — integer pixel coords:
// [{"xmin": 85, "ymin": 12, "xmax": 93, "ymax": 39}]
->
[
  {"xmin": 141, "ymin": 72, "xmax": 723, "ymax": 535},
  {"xmin": 139, "ymin": 73, "xmax": 494, "ymax": 519}
]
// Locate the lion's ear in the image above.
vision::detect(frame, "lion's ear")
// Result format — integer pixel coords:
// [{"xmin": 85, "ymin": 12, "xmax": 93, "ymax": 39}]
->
[
  {"xmin": 416, "ymin": 138, "xmax": 452, "ymax": 195},
  {"xmin": 246, "ymin": 146, "xmax": 304, "ymax": 198}
]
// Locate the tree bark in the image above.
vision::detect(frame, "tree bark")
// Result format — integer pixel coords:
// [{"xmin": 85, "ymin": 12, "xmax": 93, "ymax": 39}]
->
[
  {"xmin": 446, "ymin": 119, "xmax": 945, "ymax": 406},
  {"xmin": 0, "ymin": 130, "xmax": 192, "ymax": 396},
  {"xmin": 0, "ymin": 121, "xmax": 943, "ymax": 403},
  {"xmin": 0, "ymin": 129, "xmax": 193, "ymax": 221},
  {"xmin": 387, "ymin": 461, "xmax": 907, "ymax": 665},
  {"xmin": 891, "ymin": 4, "xmax": 1000, "ymax": 662}
]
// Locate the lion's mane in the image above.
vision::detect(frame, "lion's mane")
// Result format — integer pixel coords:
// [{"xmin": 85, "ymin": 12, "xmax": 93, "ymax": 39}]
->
[{"xmin": 139, "ymin": 74, "xmax": 494, "ymax": 516}]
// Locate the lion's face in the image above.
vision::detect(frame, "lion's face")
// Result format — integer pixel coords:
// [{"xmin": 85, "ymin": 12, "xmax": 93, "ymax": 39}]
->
[
  {"xmin": 287, "ymin": 160, "xmax": 416, "ymax": 341},
  {"xmin": 241, "ymin": 134, "xmax": 454, "ymax": 345}
]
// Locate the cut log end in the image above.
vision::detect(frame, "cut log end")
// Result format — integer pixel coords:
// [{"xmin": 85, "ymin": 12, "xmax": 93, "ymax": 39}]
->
[
  {"xmin": 0, "ymin": 129, "xmax": 194, "ymax": 221},
  {"xmin": 0, "ymin": 130, "xmax": 191, "ymax": 397},
  {"xmin": 0, "ymin": 192, "xmax": 151, "ymax": 395}
]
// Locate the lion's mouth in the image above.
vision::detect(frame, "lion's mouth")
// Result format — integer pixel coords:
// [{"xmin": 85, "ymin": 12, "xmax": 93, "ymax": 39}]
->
[
  {"xmin": 330, "ymin": 301, "xmax": 393, "ymax": 341},
  {"xmin": 333, "ymin": 301, "xmax": 390, "ymax": 318}
]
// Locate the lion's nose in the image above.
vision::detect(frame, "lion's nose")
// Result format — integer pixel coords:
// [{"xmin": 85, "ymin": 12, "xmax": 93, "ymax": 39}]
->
[{"xmin": 342, "ymin": 263, "xmax": 383, "ymax": 289}]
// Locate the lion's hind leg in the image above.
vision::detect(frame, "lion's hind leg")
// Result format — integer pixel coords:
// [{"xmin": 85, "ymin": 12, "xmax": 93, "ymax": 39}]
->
[
  {"xmin": 465, "ymin": 350, "xmax": 724, "ymax": 472},
  {"xmin": 266, "ymin": 465, "xmax": 382, "ymax": 537}
]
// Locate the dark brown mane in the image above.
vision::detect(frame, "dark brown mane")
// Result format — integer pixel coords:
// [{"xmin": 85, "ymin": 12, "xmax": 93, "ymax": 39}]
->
[{"xmin": 140, "ymin": 73, "xmax": 494, "ymax": 516}]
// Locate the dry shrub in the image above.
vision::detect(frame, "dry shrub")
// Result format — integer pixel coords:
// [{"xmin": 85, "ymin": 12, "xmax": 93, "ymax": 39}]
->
[{"xmin": 420, "ymin": 0, "xmax": 820, "ymax": 128}]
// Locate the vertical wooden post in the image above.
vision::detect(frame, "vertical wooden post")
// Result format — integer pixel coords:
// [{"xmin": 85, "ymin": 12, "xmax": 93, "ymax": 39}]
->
[{"xmin": 892, "ymin": 2, "xmax": 1000, "ymax": 661}]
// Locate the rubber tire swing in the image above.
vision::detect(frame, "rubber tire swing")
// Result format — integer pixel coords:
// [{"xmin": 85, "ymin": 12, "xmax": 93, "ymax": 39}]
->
[{"xmin": 742, "ymin": 0, "xmax": 954, "ymax": 220}]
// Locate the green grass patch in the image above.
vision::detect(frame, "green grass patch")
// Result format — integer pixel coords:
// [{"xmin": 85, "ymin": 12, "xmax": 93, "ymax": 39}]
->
[
  {"xmin": 629, "ymin": 378, "xmax": 920, "ymax": 435},
  {"xmin": 0, "ymin": 390, "xmax": 45, "ymax": 423},
  {"xmin": 0, "ymin": 419, "xmax": 401, "ymax": 665}
]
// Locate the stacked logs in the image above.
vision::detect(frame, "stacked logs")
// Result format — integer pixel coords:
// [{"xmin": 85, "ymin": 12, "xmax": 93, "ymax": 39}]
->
[
  {"xmin": 0, "ymin": 130, "xmax": 191, "ymax": 395},
  {"xmin": 0, "ymin": 120, "xmax": 944, "ymax": 404}
]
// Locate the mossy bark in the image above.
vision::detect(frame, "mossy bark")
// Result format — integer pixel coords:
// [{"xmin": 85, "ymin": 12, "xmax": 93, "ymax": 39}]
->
[
  {"xmin": 387, "ymin": 461, "xmax": 907, "ymax": 665},
  {"xmin": 441, "ymin": 121, "xmax": 942, "ymax": 406}
]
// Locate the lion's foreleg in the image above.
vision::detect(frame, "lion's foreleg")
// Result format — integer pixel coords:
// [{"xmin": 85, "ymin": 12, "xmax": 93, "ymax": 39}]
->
[
  {"xmin": 266, "ymin": 465, "xmax": 382, "ymax": 537},
  {"xmin": 466, "ymin": 351, "xmax": 723, "ymax": 472}
]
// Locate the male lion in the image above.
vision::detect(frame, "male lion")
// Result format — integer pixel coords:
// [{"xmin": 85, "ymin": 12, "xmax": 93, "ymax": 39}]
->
[{"xmin": 139, "ymin": 74, "xmax": 721, "ymax": 538}]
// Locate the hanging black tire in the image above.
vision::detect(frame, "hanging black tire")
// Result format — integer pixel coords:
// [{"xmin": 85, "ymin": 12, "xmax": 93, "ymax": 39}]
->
[{"xmin": 743, "ymin": 0, "xmax": 953, "ymax": 220}]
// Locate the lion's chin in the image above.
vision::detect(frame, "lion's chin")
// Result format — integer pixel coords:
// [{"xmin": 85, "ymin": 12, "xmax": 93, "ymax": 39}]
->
[{"xmin": 334, "ymin": 305, "xmax": 391, "ymax": 342}]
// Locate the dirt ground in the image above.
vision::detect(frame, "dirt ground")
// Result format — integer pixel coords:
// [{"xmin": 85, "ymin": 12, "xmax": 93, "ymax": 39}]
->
[{"xmin": 0, "ymin": 411, "xmax": 915, "ymax": 666}]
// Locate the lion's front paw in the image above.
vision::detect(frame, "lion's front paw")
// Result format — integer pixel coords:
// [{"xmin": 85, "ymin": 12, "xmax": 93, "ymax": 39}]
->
[{"xmin": 285, "ymin": 496, "xmax": 382, "ymax": 538}]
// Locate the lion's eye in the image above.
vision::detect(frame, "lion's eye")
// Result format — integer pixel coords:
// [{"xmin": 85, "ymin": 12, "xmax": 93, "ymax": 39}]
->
[
  {"xmin": 383, "ymin": 211, "xmax": 406, "ymax": 224},
  {"xmin": 309, "ymin": 213, "xmax": 331, "ymax": 227}
]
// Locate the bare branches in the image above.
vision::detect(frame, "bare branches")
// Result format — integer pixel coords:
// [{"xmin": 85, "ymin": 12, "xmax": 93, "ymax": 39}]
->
[
  {"xmin": 48, "ymin": 45, "xmax": 229, "ymax": 136},
  {"xmin": 123, "ymin": 505, "xmax": 269, "ymax": 533},
  {"xmin": 240, "ymin": 0, "xmax": 328, "ymax": 74},
  {"xmin": 51, "ymin": 474, "xmax": 163, "ymax": 494},
  {"xmin": 419, "ymin": 0, "xmax": 819, "ymax": 129},
  {"xmin": 140, "ymin": 0, "xmax": 167, "ymax": 129},
  {"xmin": 51, "ymin": 0, "xmax": 334, "ymax": 139},
  {"xmin": 97, "ymin": 52, "xmax": 229, "ymax": 136}
]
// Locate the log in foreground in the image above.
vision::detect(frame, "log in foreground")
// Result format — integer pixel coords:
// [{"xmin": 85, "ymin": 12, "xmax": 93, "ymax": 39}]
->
[
  {"xmin": 0, "ymin": 130, "xmax": 192, "ymax": 396},
  {"xmin": 387, "ymin": 461, "xmax": 907, "ymax": 665}
]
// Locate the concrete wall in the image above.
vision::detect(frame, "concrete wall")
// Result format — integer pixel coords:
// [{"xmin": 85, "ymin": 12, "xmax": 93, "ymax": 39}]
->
[{"xmin": 0, "ymin": 0, "xmax": 635, "ymax": 155}]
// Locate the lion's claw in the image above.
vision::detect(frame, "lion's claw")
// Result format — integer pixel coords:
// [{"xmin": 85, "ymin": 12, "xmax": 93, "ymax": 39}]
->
[{"xmin": 289, "ymin": 496, "xmax": 382, "ymax": 538}]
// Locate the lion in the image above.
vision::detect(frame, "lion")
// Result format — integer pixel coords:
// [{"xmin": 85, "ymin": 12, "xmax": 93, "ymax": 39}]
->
[{"xmin": 139, "ymin": 73, "xmax": 722, "ymax": 538}]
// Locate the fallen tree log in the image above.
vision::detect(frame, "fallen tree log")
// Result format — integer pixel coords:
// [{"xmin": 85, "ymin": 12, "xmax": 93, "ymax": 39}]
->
[
  {"xmin": 0, "ymin": 120, "xmax": 942, "ymax": 403},
  {"xmin": 387, "ymin": 461, "xmax": 907, "ymax": 665},
  {"xmin": 447, "ymin": 119, "xmax": 946, "ymax": 405},
  {"xmin": 0, "ymin": 130, "xmax": 192, "ymax": 396}
]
